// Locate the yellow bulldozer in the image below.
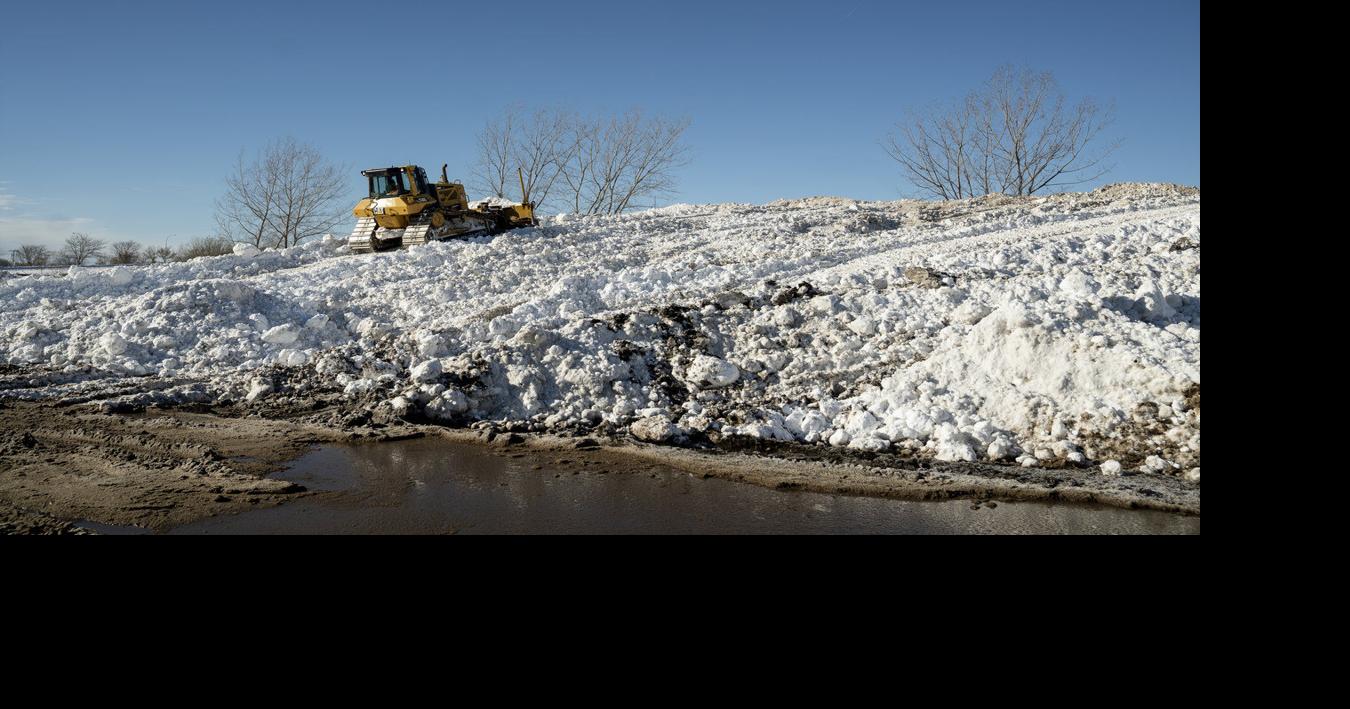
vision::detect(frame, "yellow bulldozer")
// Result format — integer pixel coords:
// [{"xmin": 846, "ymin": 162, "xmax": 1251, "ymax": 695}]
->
[{"xmin": 347, "ymin": 164, "xmax": 536, "ymax": 253}]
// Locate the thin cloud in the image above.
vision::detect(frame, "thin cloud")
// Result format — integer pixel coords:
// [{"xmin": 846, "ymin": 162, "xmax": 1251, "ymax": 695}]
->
[
  {"xmin": 0, "ymin": 186, "xmax": 124, "ymax": 254},
  {"xmin": 0, "ymin": 215, "xmax": 99, "ymax": 253},
  {"xmin": 0, "ymin": 190, "xmax": 26, "ymax": 210}
]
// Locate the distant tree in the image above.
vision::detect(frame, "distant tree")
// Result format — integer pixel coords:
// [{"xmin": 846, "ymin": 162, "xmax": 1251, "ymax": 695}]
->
[
  {"xmin": 176, "ymin": 236, "xmax": 235, "ymax": 260},
  {"xmin": 215, "ymin": 137, "xmax": 348, "ymax": 249},
  {"xmin": 145, "ymin": 245, "xmax": 176, "ymax": 263},
  {"xmin": 473, "ymin": 106, "xmax": 690, "ymax": 215},
  {"xmin": 884, "ymin": 66, "xmax": 1118, "ymax": 199},
  {"xmin": 108, "ymin": 241, "xmax": 142, "ymax": 265},
  {"xmin": 10, "ymin": 244, "xmax": 51, "ymax": 266},
  {"xmin": 60, "ymin": 232, "xmax": 106, "ymax": 266},
  {"xmin": 0, "ymin": 257, "xmax": 11, "ymax": 267}
]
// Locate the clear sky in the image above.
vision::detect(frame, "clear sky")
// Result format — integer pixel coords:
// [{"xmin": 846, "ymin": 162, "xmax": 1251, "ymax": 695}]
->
[{"xmin": 0, "ymin": 0, "xmax": 1199, "ymax": 254}]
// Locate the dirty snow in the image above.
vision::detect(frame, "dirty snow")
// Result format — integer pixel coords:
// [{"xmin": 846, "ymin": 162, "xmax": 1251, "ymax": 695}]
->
[{"xmin": 0, "ymin": 183, "xmax": 1200, "ymax": 474}]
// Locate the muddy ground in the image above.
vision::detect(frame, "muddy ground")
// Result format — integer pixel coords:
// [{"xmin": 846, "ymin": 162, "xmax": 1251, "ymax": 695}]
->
[
  {"xmin": 0, "ymin": 399, "xmax": 1198, "ymax": 534},
  {"xmin": 0, "ymin": 401, "xmax": 346, "ymax": 533}
]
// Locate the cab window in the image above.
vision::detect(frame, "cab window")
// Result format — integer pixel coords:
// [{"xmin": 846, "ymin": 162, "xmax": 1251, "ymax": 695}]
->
[{"xmin": 369, "ymin": 173, "xmax": 407, "ymax": 198}]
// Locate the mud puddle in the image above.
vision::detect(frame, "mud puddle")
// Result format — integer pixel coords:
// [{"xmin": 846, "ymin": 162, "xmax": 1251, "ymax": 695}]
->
[{"xmin": 155, "ymin": 438, "xmax": 1199, "ymax": 535}]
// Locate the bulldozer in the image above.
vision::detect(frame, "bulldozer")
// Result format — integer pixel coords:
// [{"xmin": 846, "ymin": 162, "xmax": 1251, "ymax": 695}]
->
[{"xmin": 347, "ymin": 164, "xmax": 536, "ymax": 253}]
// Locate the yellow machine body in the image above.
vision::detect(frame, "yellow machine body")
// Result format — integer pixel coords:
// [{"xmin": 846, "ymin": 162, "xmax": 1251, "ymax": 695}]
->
[{"xmin": 348, "ymin": 164, "xmax": 536, "ymax": 253}]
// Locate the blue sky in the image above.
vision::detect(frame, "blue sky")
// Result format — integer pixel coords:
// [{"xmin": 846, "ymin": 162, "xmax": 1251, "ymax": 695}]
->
[{"xmin": 0, "ymin": 0, "xmax": 1199, "ymax": 253}]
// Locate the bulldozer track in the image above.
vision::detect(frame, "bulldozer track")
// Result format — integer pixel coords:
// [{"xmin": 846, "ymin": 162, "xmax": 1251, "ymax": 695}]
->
[{"xmin": 348, "ymin": 217, "xmax": 378, "ymax": 253}]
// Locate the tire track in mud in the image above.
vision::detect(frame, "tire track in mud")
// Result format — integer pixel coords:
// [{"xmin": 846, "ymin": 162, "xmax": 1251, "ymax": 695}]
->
[{"xmin": 0, "ymin": 402, "xmax": 355, "ymax": 532}]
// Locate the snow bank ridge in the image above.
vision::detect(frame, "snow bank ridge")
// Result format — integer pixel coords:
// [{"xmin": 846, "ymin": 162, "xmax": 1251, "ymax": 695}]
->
[{"xmin": 1, "ymin": 184, "xmax": 1200, "ymax": 475}]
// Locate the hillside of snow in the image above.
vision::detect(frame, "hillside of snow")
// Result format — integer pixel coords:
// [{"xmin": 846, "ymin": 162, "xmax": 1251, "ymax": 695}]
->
[{"xmin": 0, "ymin": 183, "xmax": 1200, "ymax": 475}]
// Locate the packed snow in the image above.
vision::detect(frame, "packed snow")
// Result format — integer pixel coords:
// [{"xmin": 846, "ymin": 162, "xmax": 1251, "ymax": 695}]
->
[{"xmin": 0, "ymin": 183, "xmax": 1200, "ymax": 474}]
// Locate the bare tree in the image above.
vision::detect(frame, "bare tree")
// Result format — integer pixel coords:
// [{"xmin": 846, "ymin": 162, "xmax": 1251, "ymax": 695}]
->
[
  {"xmin": 987, "ymin": 67, "xmax": 1117, "ymax": 195},
  {"xmin": 560, "ymin": 110, "xmax": 690, "ymax": 216},
  {"xmin": 10, "ymin": 244, "xmax": 51, "ymax": 266},
  {"xmin": 107, "ymin": 241, "xmax": 142, "ymax": 265},
  {"xmin": 884, "ymin": 96, "xmax": 982, "ymax": 200},
  {"xmin": 472, "ymin": 106, "xmax": 580, "ymax": 211},
  {"xmin": 471, "ymin": 106, "xmax": 519, "ymax": 200},
  {"xmin": 516, "ymin": 107, "xmax": 579, "ymax": 209},
  {"xmin": 60, "ymin": 233, "xmax": 106, "ymax": 266},
  {"xmin": 559, "ymin": 116, "xmax": 600, "ymax": 215},
  {"xmin": 215, "ymin": 137, "xmax": 348, "ymax": 249},
  {"xmin": 473, "ymin": 106, "xmax": 690, "ymax": 216},
  {"xmin": 145, "ymin": 245, "xmax": 176, "ymax": 264},
  {"xmin": 177, "ymin": 236, "xmax": 235, "ymax": 260},
  {"xmin": 885, "ymin": 66, "xmax": 1118, "ymax": 199}
]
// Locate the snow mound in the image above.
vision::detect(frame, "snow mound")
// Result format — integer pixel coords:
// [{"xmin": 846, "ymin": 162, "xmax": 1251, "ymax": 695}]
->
[
  {"xmin": 469, "ymin": 197, "xmax": 524, "ymax": 210},
  {"xmin": 0, "ymin": 185, "xmax": 1200, "ymax": 472}
]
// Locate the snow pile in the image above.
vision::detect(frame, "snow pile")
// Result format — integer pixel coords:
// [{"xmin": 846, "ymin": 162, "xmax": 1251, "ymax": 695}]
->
[
  {"xmin": 469, "ymin": 196, "xmax": 524, "ymax": 210},
  {"xmin": 0, "ymin": 184, "xmax": 1200, "ymax": 473}
]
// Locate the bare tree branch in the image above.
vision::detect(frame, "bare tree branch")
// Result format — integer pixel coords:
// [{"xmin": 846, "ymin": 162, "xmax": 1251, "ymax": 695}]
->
[
  {"xmin": 60, "ymin": 233, "xmax": 105, "ymax": 266},
  {"xmin": 10, "ymin": 244, "xmax": 51, "ymax": 266},
  {"xmin": 176, "ymin": 236, "xmax": 235, "ymax": 260},
  {"xmin": 215, "ymin": 137, "xmax": 347, "ymax": 249},
  {"xmin": 884, "ymin": 66, "xmax": 1118, "ymax": 199},
  {"xmin": 561, "ymin": 110, "xmax": 690, "ymax": 215},
  {"xmin": 145, "ymin": 245, "xmax": 175, "ymax": 264},
  {"xmin": 108, "ymin": 241, "xmax": 142, "ymax": 264},
  {"xmin": 474, "ymin": 106, "xmax": 690, "ymax": 216}
]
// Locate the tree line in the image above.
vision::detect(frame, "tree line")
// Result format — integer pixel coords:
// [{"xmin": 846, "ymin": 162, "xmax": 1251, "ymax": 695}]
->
[{"xmin": 4, "ymin": 233, "xmax": 234, "ymax": 267}]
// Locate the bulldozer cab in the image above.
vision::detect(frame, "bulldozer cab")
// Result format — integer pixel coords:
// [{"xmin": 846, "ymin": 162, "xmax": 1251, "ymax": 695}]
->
[
  {"xmin": 364, "ymin": 168, "xmax": 407, "ymax": 198},
  {"xmin": 363, "ymin": 166, "xmax": 431, "ymax": 199}
]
